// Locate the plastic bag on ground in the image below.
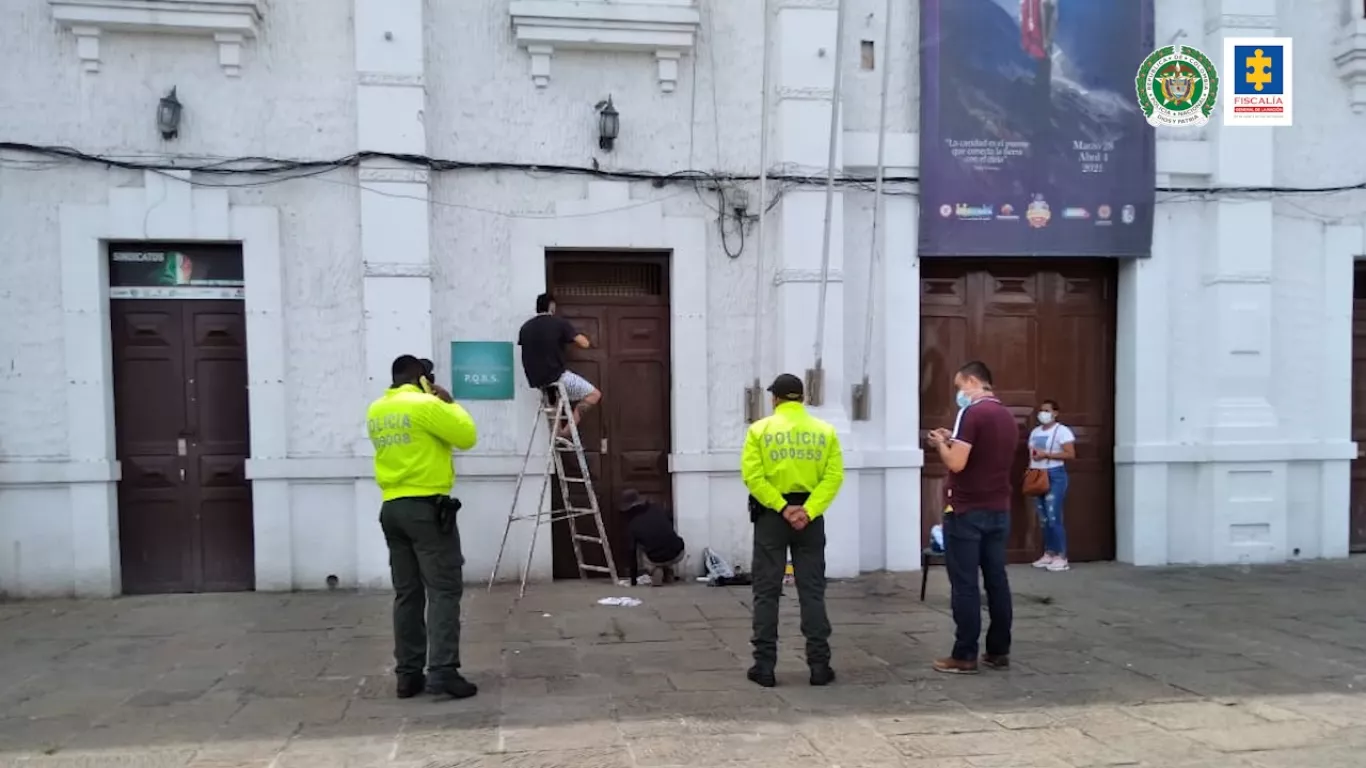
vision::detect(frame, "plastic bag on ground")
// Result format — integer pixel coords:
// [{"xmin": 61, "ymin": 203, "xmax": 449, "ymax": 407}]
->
[{"xmin": 703, "ymin": 547, "xmax": 735, "ymax": 581}]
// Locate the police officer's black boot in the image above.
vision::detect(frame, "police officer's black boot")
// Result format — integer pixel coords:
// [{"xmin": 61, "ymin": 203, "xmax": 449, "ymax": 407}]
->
[
  {"xmin": 427, "ymin": 672, "xmax": 478, "ymax": 699},
  {"xmin": 746, "ymin": 665, "xmax": 776, "ymax": 688},
  {"xmin": 809, "ymin": 664, "xmax": 836, "ymax": 686},
  {"xmin": 396, "ymin": 672, "xmax": 426, "ymax": 699}
]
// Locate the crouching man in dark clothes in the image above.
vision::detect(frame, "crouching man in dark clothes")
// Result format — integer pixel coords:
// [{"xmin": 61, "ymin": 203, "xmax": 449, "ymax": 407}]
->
[{"xmin": 620, "ymin": 489, "xmax": 686, "ymax": 586}]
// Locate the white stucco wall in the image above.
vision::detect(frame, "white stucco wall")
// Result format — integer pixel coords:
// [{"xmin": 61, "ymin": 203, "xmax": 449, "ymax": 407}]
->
[
  {"xmin": 0, "ymin": 0, "xmax": 1362, "ymax": 597},
  {"xmin": 1111, "ymin": 0, "xmax": 1364, "ymax": 567},
  {"xmin": 0, "ymin": 0, "xmax": 364, "ymax": 597}
]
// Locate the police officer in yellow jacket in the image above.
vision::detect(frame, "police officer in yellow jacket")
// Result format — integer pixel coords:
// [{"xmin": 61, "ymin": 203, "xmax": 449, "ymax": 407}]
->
[
  {"xmin": 367, "ymin": 355, "xmax": 478, "ymax": 700},
  {"xmin": 742, "ymin": 373, "xmax": 845, "ymax": 687}
]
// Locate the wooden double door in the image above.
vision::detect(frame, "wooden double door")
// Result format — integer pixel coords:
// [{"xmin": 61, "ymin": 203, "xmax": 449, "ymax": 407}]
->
[
  {"xmin": 919, "ymin": 260, "xmax": 1117, "ymax": 563},
  {"xmin": 111, "ymin": 299, "xmax": 254, "ymax": 593},
  {"xmin": 1350, "ymin": 265, "xmax": 1366, "ymax": 552},
  {"xmin": 547, "ymin": 253, "xmax": 673, "ymax": 578}
]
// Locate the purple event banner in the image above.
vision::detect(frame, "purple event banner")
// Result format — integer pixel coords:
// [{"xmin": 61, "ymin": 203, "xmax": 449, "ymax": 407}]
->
[{"xmin": 918, "ymin": 0, "xmax": 1155, "ymax": 258}]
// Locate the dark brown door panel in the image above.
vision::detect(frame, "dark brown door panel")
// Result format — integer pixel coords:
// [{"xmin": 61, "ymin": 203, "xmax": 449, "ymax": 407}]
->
[
  {"xmin": 919, "ymin": 261, "xmax": 1117, "ymax": 563},
  {"xmin": 546, "ymin": 252, "xmax": 673, "ymax": 578},
  {"xmin": 112, "ymin": 295, "xmax": 254, "ymax": 594}
]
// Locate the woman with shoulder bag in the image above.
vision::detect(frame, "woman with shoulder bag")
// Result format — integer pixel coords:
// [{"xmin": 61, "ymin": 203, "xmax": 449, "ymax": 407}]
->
[{"xmin": 1023, "ymin": 399, "xmax": 1075, "ymax": 571}]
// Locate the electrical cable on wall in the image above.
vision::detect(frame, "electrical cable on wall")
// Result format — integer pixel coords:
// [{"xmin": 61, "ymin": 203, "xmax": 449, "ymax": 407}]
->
[
  {"xmin": 5, "ymin": 143, "xmax": 1366, "ymax": 198},
  {"xmin": 683, "ymin": 0, "xmax": 755, "ymax": 259},
  {"xmin": 717, "ymin": 188, "xmax": 747, "ymax": 258}
]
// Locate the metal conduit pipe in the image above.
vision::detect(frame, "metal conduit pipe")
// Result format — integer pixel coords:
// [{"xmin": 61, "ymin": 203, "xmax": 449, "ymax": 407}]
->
[
  {"xmin": 746, "ymin": 0, "xmax": 774, "ymax": 423},
  {"xmin": 808, "ymin": 0, "xmax": 849, "ymax": 406},
  {"xmin": 853, "ymin": 0, "xmax": 896, "ymax": 422}
]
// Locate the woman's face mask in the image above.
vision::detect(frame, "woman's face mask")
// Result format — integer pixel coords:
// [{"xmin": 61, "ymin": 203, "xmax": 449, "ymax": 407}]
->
[
  {"xmin": 1037, "ymin": 410, "xmax": 1055, "ymax": 425},
  {"xmin": 955, "ymin": 390, "xmax": 972, "ymax": 409}
]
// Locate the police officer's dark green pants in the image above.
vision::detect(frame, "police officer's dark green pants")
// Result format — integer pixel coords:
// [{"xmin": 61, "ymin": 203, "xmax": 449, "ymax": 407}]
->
[
  {"xmin": 379, "ymin": 496, "xmax": 464, "ymax": 679},
  {"xmin": 751, "ymin": 511, "xmax": 831, "ymax": 670}
]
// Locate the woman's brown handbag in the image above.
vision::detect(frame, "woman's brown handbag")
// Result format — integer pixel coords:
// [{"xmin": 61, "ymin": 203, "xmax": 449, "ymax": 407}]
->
[
  {"xmin": 1022, "ymin": 427, "xmax": 1059, "ymax": 497},
  {"xmin": 1022, "ymin": 468, "xmax": 1050, "ymax": 497}
]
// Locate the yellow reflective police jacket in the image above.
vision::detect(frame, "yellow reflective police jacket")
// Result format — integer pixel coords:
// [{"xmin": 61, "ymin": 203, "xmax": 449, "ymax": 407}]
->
[
  {"xmin": 740, "ymin": 401, "xmax": 844, "ymax": 518},
  {"xmin": 366, "ymin": 384, "xmax": 478, "ymax": 501}
]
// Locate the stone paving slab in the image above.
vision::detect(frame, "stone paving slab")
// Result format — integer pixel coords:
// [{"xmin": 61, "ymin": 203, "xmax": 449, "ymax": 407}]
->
[{"xmin": 1, "ymin": 559, "xmax": 1364, "ymax": 767}]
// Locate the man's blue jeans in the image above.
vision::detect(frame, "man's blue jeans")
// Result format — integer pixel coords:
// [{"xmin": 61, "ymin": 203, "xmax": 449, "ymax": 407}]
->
[
  {"xmin": 943, "ymin": 508, "xmax": 1013, "ymax": 661},
  {"xmin": 1033, "ymin": 466, "xmax": 1069, "ymax": 556}
]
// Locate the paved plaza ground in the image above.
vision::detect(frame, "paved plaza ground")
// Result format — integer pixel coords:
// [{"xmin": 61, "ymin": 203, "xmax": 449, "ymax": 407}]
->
[{"xmin": 1, "ymin": 558, "xmax": 1364, "ymax": 767}]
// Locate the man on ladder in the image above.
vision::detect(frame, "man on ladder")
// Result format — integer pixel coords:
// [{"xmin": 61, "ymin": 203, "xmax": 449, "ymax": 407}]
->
[
  {"xmin": 517, "ymin": 292, "xmax": 601, "ymax": 437},
  {"xmin": 488, "ymin": 293, "xmax": 617, "ymax": 596},
  {"xmin": 742, "ymin": 373, "xmax": 845, "ymax": 688}
]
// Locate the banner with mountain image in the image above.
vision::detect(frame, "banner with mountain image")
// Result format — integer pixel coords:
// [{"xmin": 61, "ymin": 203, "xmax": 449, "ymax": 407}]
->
[{"xmin": 918, "ymin": 0, "xmax": 1155, "ymax": 257}]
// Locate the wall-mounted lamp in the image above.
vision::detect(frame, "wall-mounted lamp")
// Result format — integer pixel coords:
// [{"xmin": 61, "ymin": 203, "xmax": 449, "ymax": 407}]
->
[
  {"xmin": 595, "ymin": 96, "xmax": 619, "ymax": 151},
  {"xmin": 157, "ymin": 87, "xmax": 182, "ymax": 140}
]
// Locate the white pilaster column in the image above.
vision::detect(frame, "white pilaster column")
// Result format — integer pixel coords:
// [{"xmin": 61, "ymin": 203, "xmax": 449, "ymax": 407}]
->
[
  {"xmin": 1199, "ymin": 3, "xmax": 1284, "ymax": 563},
  {"xmin": 882, "ymin": 192, "xmax": 921, "ymax": 571},
  {"xmin": 774, "ymin": 3, "xmax": 859, "ymax": 577},
  {"xmin": 60, "ymin": 207, "xmax": 121, "ymax": 596},
  {"xmin": 1114, "ymin": 154, "xmax": 1179, "ymax": 565},
  {"xmin": 1114, "ymin": 254, "xmax": 1173, "ymax": 565},
  {"xmin": 352, "ymin": 0, "xmax": 432, "ymax": 588},
  {"xmin": 1204, "ymin": 4, "xmax": 1278, "ymax": 440},
  {"xmin": 1319, "ymin": 224, "xmax": 1361, "ymax": 559}
]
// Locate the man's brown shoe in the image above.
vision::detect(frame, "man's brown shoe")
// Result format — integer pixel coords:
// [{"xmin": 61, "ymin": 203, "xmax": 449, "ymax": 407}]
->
[
  {"xmin": 981, "ymin": 654, "xmax": 1009, "ymax": 670},
  {"xmin": 932, "ymin": 657, "xmax": 979, "ymax": 674}
]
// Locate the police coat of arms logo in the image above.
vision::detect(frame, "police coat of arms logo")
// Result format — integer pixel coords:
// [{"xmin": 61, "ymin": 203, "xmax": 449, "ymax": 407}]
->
[{"xmin": 1135, "ymin": 45, "xmax": 1219, "ymax": 128}]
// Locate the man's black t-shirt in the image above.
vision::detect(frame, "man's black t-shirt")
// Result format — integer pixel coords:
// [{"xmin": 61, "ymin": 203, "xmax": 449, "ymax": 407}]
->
[{"xmin": 517, "ymin": 313, "xmax": 579, "ymax": 388}]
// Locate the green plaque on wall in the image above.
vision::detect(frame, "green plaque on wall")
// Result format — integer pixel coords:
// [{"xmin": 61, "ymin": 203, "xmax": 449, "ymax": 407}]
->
[{"xmin": 449, "ymin": 341, "xmax": 515, "ymax": 400}]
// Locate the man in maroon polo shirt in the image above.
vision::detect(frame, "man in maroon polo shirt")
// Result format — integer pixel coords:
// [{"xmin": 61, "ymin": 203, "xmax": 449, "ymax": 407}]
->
[{"xmin": 926, "ymin": 361, "xmax": 1017, "ymax": 674}]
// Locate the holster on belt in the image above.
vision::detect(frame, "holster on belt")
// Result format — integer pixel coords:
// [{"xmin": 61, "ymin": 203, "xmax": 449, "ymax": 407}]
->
[
  {"xmin": 748, "ymin": 491, "xmax": 811, "ymax": 523},
  {"xmin": 434, "ymin": 495, "xmax": 463, "ymax": 535}
]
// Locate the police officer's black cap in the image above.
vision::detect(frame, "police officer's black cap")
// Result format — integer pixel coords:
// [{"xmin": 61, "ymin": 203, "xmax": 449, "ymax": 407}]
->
[{"xmin": 767, "ymin": 373, "xmax": 804, "ymax": 401}]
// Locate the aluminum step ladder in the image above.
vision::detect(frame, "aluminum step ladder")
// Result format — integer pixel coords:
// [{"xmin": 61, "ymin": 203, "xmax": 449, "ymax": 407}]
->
[{"xmin": 488, "ymin": 380, "xmax": 619, "ymax": 598}]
